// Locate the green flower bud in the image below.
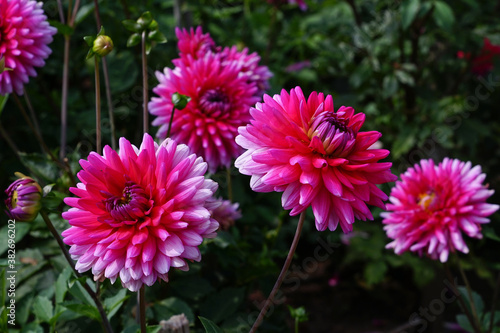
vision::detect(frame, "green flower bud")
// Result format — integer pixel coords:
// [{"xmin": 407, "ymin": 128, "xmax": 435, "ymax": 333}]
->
[{"xmin": 92, "ymin": 35, "xmax": 114, "ymax": 57}]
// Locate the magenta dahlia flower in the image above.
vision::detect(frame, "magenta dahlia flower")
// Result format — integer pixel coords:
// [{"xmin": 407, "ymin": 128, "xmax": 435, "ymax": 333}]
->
[
  {"xmin": 5, "ymin": 172, "xmax": 42, "ymax": 222},
  {"xmin": 175, "ymin": 26, "xmax": 218, "ymax": 64},
  {"xmin": 235, "ymin": 87, "xmax": 397, "ymax": 232},
  {"xmin": 62, "ymin": 134, "xmax": 219, "ymax": 291},
  {"xmin": 382, "ymin": 158, "xmax": 499, "ymax": 262},
  {"xmin": 0, "ymin": 0, "xmax": 57, "ymax": 95},
  {"xmin": 149, "ymin": 53, "xmax": 260, "ymax": 173},
  {"xmin": 220, "ymin": 46, "xmax": 273, "ymax": 97},
  {"xmin": 173, "ymin": 26, "xmax": 271, "ymax": 98}
]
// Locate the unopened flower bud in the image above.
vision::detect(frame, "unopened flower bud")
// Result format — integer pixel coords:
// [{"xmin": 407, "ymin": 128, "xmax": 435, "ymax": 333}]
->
[
  {"xmin": 5, "ymin": 172, "xmax": 42, "ymax": 222},
  {"xmin": 92, "ymin": 35, "xmax": 114, "ymax": 57}
]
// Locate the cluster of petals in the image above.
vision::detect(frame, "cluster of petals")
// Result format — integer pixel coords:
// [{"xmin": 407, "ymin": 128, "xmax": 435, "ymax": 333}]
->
[
  {"xmin": 0, "ymin": 0, "xmax": 57, "ymax": 95},
  {"xmin": 149, "ymin": 52, "xmax": 260, "ymax": 173},
  {"xmin": 62, "ymin": 134, "xmax": 219, "ymax": 291},
  {"xmin": 382, "ymin": 158, "xmax": 499, "ymax": 262},
  {"xmin": 208, "ymin": 197, "xmax": 242, "ymax": 230},
  {"xmin": 235, "ymin": 86, "xmax": 397, "ymax": 232}
]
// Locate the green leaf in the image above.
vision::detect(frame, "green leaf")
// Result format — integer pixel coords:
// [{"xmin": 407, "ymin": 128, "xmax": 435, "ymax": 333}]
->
[
  {"xmin": 456, "ymin": 314, "xmax": 474, "ymax": 332},
  {"xmin": 0, "ymin": 93, "xmax": 8, "ymax": 119},
  {"xmin": 483, "ymin": 226, "xmax": 500, "ymax": 242},
  {"xmin": 0, "ymin": 269, "xmax": 5, "ymax": 305},
  {"xmin": 152, "ymin": 297, "xmax": 194, "ymax": 323},
  {"xmin": 200, "ymin": 288, "xmax": 244, "ymax": 324},
  {"xmin": 61, "ymin": 302, "xmax": 101, "ymax": 321},
  {"xmin": 382, "ymin": 75, "xmax": 399, "ymax": 98},
  {"xmin": 364, "ymin": 261, "xmax": 388, "ymax": 285},
  {"xmin": 199, "ymin": 316, "xmax": 224, "ymax": 333},
  {"xmin": 395, "ymin": 70, "xmax": 415, "ymax": 86},
  {"xmin": 148, "ymin": 30, "xmax": 167, "ymax": 44},
  {"xmin": 32, "ymin": 295, "xmax": 53, "ymax": 323},
  {"xmin": 83, "ymin": 35, "xmax": 95, "ymax": 48},
  {"xmin": 55, "ymin": 267, "xmax": 72, "ymax": 304},
  {"xmin": 145, "ymin": 40, "xmax": 152, "ymax": 55},
  {"xmin": 97, "ymin": 26, "xmax": 105, "ymax": 36},
  {"xmin": 482, "ymin": 311, "xmax": 500, "ymax": 330},
  {"xmin": 75, "ymin": 3, "xmax": 94, "ymax": 25},
  {"xmin": 126, "ymin": 33, "xmax": 141, "ymax": 47},
  {"xmin": 122, "ymin": 19, "xmax": 141, "ymax": 33},
  {"xmin": 138, "ymin": 11, "xmax": 153, "ymax": 30},
  {"xmin": 48, "ymin": 20, "xmax": 74, "ymax": 36},
  {"xmin": 0, "ymin": 222, "xmax": 31, "ymax": 256},
  {"xmin": 148, "ymin": 19, "xmax": 159, "ymax": 30},
  {"xmin": 401, "ymin": 0, "xmax": 420, "ymax": 30},
  {"xmin": 104, "ymin": 288, "xmax": 129, "ymax": 320},
  {"xmin": 433, "ymin": 1, "xmax": 455, "ymax": 30},
  {"xmin": 458, "ymin": 286, "xmax": 484, "ymax": 317}
]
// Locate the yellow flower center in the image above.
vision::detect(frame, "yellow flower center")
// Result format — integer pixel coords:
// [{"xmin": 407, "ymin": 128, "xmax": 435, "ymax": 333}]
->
[
  {"xmin": 418, "ymin": 192, "xmax": 436, "ymax": 210},
  {"xmin": 12, "ymin": 190, "xmax": 18, "ymax": 208}
]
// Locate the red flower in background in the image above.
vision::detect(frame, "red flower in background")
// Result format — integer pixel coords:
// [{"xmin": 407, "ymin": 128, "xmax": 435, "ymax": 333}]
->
[{"xmin": 458, "ymin": 38, "xmax": 500, "ymax": 76}]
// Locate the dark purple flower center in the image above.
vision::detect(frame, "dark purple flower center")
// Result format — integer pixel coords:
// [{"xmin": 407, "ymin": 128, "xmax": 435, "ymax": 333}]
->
[
  {"xmin": 309, "ymin": 112, "xmax": 356, "ymax": 156},
  {"xmin": 105, "ymin": 182, "xmax": 152, "ymax": 222},
  {"xmin": 199, "ymin": 88, "xmax": 231, "ymax": 116}
]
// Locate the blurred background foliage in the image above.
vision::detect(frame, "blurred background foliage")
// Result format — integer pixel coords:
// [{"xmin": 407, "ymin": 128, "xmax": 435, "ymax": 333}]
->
[{"xmin": 1, "ymin": 0, "xmax": 500, "ymax": 332}]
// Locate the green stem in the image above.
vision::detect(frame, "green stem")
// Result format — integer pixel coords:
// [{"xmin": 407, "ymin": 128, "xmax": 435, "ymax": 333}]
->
[
  {"xmin": 95, "ymin": 57, "xmax": 102, "ymax": 154},
  {"xmin": 166, "ymin": 106, "xmax": 176, "ymax": 138},
  {"xmin": 488, "ymin": 272, "xmax": 500, "ymax": 333},
  {"xmin": 40, "ymin": 211, "xmax": 113, "ymax": 333},
  {"xmin": 249, "ymin": 211, "xmax": 307, "ymax": 333},
  {"xmin": 93, "ymin": 0, "xmax": 116, "ymax": 150},
  {"xmin": 141, "ymin": 31, "xmax": 148, "ymax": 134},
  {"xmin": 456, "ymin": 256, "xmax": 482, "ymax": 332},
  {"xmin": 443, "ymin": 262, "xmax": 481, "ymax": 333},
  {"xmin": 22, "ymin": 87, "xmax": 42, "ymax": 143},
  {"xmin": 139, "ymin": 286, "xmax": 147, "ymax": 333}
]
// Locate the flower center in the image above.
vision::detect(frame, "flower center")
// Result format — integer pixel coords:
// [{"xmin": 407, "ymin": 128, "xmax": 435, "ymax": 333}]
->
[
  {"xmin": 199, "ymin": 88, "xmax": 231, "ymax": 116},
  {"xmin": 11, "ymin": 190, "xmax": 18, "ymax": 208},
  {"xmin": 104, "ymin": 182, "xmax": 152, "ymax": 222},
  {"xmin": 418, "ymin": 191, "xmax": 437, "ymax": 211},
  {"xmin": 308, "ymin": 112, "xmax": 356, "ymax": 156}
]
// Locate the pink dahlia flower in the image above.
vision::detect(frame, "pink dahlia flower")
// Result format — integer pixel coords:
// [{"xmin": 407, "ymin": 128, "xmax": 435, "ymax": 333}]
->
[
  {"xmin": 235, "ymin": 87, "xmax": 397, "ymax": 232},
  {"xmin": 209, "ymin": 197, "xmax": 242, "ymax": 230},
  {"xmin": 175, "ymin": 26, "xmax": 218, "ymax": 64},
  {"xmin": 0, "ymin": 0, "xmax": 57, "ymax": 95},
  {"xmin": 62, "ymin": 134, "xmax": 219, "ymax": 291},
  {"xmin": 382, "ymin": 158, "xmax": 499, "ymax": 262},
  {"xmin": 149, "ymin": 53, "xmax": 259, "ymax": 173},
  {"xmin": 220, "ymin": 45, "xmax": 273, "ymax": 97}
]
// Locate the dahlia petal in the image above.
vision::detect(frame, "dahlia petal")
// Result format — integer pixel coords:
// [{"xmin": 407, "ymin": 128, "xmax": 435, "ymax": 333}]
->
[
  {"xmin": 142, "ymin": 238, "xmax": 157, "ymax": 262},
  {"xmin": 153, "ymin": 253, "xmax": 171, "ymax": 274},
  {"xmin": 159, "ymin": 234, "xmax": 184, "ymax": 257}
]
